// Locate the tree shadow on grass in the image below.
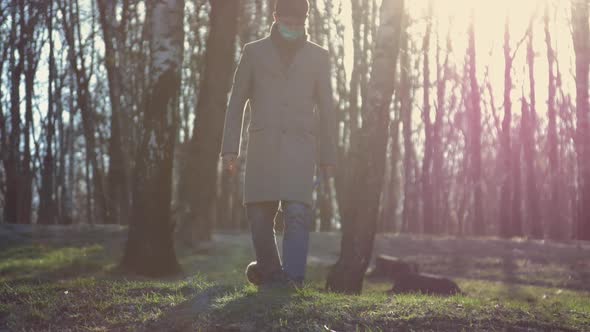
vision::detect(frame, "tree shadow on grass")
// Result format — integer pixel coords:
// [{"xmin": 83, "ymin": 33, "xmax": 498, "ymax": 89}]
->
[
  {"xmin": 143, "ymin": 283, "xmax": 299, "ymax": 332},
  {"xmin": 137, "ymin": 285, "xmax": 229, "ymax": 332}
]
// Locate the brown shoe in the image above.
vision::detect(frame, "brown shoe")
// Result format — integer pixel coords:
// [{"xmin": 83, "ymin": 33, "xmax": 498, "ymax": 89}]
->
[
  {"xmin": 245, "ymin": 261, "xmax": 264, "ymax": 285},
  {"xmin": 246, "ymin": 261, "xmax": 285, "ymax": 286}
]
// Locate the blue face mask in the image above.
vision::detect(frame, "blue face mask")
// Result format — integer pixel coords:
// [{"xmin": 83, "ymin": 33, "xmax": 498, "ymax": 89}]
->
[{"xmin": 278, "ymin": 23, "xmax": 305, "ymax": 41}]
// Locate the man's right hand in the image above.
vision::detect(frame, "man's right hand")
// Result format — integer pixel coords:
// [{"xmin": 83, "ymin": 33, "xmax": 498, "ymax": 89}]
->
[{"xmin": 221, "ymin": 154, "xmax": 239, "ymax": 177}]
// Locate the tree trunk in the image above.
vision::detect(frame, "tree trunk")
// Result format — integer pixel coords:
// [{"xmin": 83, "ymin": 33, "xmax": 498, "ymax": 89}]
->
[
  {"xmin": 98, "ymin": 0, "xmax": 131, "ymax": 225},
  {"xmin": 400, "ymin": 14, "xmax": 417, "ymax": 234},
  {"xmin": 5, "ymin": 2, "xmax": 23, "ymax": 224},
  {"xmin": 499, "ymin": 16, "xmax": 514, "ymax": 237},
  {"xmin": 0, "ymin": 11, "xmax": 9, "ymax": 218},
  {"xmin": 525, "ymin": 22, "xmax": 542, "ymax": 238},
  {"xmin": 178, "ymin": 0, "xmax": 240, "ymax": 246},
  {"xmin": 38, "ymin": 0, "xmax": 58, "ymax": 225},
  {"xmin": 467, "ymin": 13, "xmax": 484, "ymax": 236},
  {"xmin": 319, "ymin": 167, "xmax": 333, "ymax": 232},
  {"xmin": 121, "ymin": 0, "xmax": 184, "ymax": 276},
  {"xmin": 336, "ymin": 0, "xmax": 364, "ymax": 230},
  {"xmin": 572, "ymin": 0, "xmax": 590, "ymax": 240},
  {"xmin": 384, "ymin": 115, "xmax": 401, "ymax": 233},
  {"xmin": 432, "ymin": 24, "xmax": 451, "ymax": 234},
  {"xmin": 512, "ymin": 100, "xmax": 524, "ymax": 236},
  {"xmin": 421, "ymin": 2, "xmax": 434, "ymax": 234},
  {"xmin": 326, "ymin": 0, "xmax": 404, "ymax": 294},
  {"xmin": 59, "ymin": 0, "xmax": 110, "ymax": 224},
  {"xmin": 20, "ymin": 3, "xmax": 34, "ymax": 225},
  {"xmin": 544, "ymin": 5, "xmax": 561, "ymax": 240}
]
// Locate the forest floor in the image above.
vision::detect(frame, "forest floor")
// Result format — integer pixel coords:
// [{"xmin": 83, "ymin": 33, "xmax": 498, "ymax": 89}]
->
[{"xmin": 0, "ymin": 224, "xmax": 589, "ymax": 331}]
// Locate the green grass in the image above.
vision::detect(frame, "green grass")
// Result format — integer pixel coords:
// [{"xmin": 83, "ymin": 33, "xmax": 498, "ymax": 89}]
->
[
  {"xmin": 0, "ymin": 244, "xmax": 107, "ymax": 282},
  {"xmin": 192, "ymin": 277, "xmax": 589, "ymax": 331},
  {"xmin": 0, "ymin": 233, "xmax": 589, "ymax": 331}
]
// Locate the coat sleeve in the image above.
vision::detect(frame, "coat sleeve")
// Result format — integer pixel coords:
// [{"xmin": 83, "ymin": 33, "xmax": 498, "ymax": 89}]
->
[
  {"xmin": 220, "ymin": 44, "xmax": 253, "ymax": 157},
  {"xmin": 315, "ymin": 50, "xmax": 338, "ymax": 166}
]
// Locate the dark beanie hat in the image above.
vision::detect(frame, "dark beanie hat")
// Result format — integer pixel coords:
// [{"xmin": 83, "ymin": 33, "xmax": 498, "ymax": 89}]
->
[{"xmin": 275, "ymin": 0, "xmax": 309, "ymax": 18}]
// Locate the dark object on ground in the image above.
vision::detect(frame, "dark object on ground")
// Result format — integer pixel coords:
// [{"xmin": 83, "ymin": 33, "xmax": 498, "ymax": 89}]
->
[
  {"xmin": 390, "ymin": 272, "xmax": 462, "ymax": 296},
  {"xmin": 366, "ymin": 255, "xmax": 419, "ymax": 279}
]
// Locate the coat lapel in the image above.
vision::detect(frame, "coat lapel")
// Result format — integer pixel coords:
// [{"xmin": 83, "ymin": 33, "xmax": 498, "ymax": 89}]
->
[
  {"xmin": 286, "ymin": 43, "xmax": 308, "ymax": 77},
  {"xmin": 265, "ymin": 36, "xmax": 309, "ymax": 78},
  {"xmin": 265, "ymin": 38, "xmax": 287, "ymax": 76}
]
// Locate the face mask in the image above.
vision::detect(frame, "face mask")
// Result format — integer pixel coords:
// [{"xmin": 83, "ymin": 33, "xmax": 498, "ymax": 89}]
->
[{"xmin": 278, "ymin": 23, "xmax": 304, "ymax": 41}]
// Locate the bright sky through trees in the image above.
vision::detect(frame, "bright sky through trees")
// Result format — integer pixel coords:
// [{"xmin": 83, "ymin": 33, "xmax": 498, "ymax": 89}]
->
[{"xmin": 332, "ymin": 0, "xmax": 575, "ymax": 124}]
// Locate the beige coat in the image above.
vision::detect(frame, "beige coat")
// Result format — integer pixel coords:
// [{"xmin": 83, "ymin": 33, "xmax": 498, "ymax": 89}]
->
[{"xmin": 220, "ymin": 35, "xmax": 337, "ymax": 207}]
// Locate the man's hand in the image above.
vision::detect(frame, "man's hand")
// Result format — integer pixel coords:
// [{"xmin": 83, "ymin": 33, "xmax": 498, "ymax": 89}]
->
[{"xmin": 222, "ymin": 154, "xmax": 239, "ymax": 177}]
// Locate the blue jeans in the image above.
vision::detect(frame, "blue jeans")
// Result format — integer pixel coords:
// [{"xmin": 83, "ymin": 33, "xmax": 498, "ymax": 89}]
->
[{"xmin": 245, "ymin": 200, "xmax": 312, "ymax": 283}]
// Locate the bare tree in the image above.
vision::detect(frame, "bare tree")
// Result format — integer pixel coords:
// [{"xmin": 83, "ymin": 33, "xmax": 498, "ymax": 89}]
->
[
  {"xmin": 467, "ymin": 12, "xmax": 484, "ymax": 235},
  {"xmin": 4, "ymin": 1, "xmax": 25, "ymax": 224},
  {"xmin": 499, "ymin": 15, "xmax": 527, "ymax": 237},
  {"xmin": 400, "ymin": 12, "xmax": 418, "ymax": 234},
  {"xmin": 121, "ymin": 0, "xmax": 184, "ymax": 276},
  {"xmin": 512, "ymin": 97, "xmax": 524, "ymax": 236},
  {"xmin": 38, "ymin": 0, "xmax": 58, "ymax": 224},
  {"xmin": 326, "ymin": 0, "xmax": 404, "ymax": 294},
  {"xmin": 572, "ymin": 0, "xmax": 590, "ymax": 240},
  {"xmin": 524, "ymin": 17, "xmax": 542, "ymax": 238},
  {"xmin": 544, "ymin": 4, "xmax": 561, "ymax": 239},
  {"xmin": 432, "ymin": 17, "xmax": 452, "ymax": 234},
  {"xmin": 97, "ymin": 0, "xmax": 132, "ymax": 225},
  {"xmin": 422, "ymin": 1, "xmax": 434, "ymax": 234},
  {"xmin": 178, "ymin": 0, "xmax": 240, "ymax": 246},
  {"xmin": 0, "ymin": 4, "xmax": 11, "ymax": 216},
  {"xmin": 59, "ymin": 0, "xmax": 110, "ymax": 224}
]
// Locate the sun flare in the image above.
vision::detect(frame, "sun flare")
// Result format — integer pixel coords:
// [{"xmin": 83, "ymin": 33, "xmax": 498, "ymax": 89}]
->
[{"xmin": 335, "ymin": 0, "xmax": 575, "ymax": 123}]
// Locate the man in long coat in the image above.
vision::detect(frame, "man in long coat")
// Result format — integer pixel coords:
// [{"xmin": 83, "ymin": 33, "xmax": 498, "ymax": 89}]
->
[{"xmin": 219, "ymin": 0, "xmax": 338, "ymax": 287}]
